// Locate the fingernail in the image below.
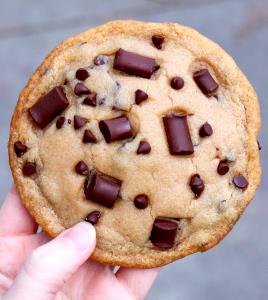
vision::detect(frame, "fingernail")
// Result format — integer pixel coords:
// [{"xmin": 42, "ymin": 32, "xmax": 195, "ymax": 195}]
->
[{"xmin": 63, "ymin": 222, "xmax": 96, "ymax": 251}]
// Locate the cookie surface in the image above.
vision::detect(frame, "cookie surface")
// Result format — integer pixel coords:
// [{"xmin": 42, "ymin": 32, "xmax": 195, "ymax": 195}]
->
[{"xmin": 9, "ymin": 20, "xmax": 261, "ymax": 268}]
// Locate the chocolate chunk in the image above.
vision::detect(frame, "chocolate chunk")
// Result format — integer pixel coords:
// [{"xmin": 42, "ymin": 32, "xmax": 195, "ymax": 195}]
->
[
  {"xmin": 199, "ymin": 122, "xmax": 213, "ymax": 137},
  {"xmin": 83, "ymin": 129, "xmax": 97, "ymax": 144},
  {"xmin": 99, "ymin": 115, "xmax": 133, "ymax": 143},
  {"xmin": 94, "ymin": 55, "xmax": 106, "ymax": 66},
  {"xmin": 75, "ymin": 68, "xmax": 89, "ymax": 81},
  {"xmin": 29, "ymin": 86, "xmax": 69, "ymax": 129},
  {"xmin": 217, "ymin": 161, "xmax": 229, "ymax": 175},
  {"xmin": 134, "ymin": 194, "xmax": 149, "ymax": 209},
  {"xmin": 152, "ymin": 35, "xmax": 164, "ymax": 49},
  {"xmin": 163, "ymin": 114, "xmax": 194, "ymax": 155},
  {"xmin": 14, "ymin": 141, "xmax": 28, "ymax": 157},
  {"xmin": 56, "ymin": 116, "xmax": 66, "ymax": 129},
  {"xmin": 74, "ymin": 115, "xmax": 87, "ymax": 129},
  {"xmin": 23, "ymin": 162, "xmax": 36, "ymax": 176},
  {"xmin": 135, "ymin": 89, "xmax": 148, "ymax": 105},
  {"xmin": 170, "ymin": 77, "xmax": 184, "ymax": 90},
  {"xmin": 193, "ymin": 69, "xmax": 219, "ymax": 97},
  {"xmin": 113, "ymin": 48, "xmax": 157, "ymax": 79},
  {"xmin": 83, "ymin": 92, "xmax": 97, "ymax": 107},
  {"xmin": 150, "ymin": 218, "xmax": 178, "ymax": 249},
  {"xmin": 190, "ymin": 174, "xmax": 205, "ymax": 198},
  {"xmin": 84, "ymin": 174, "xmax": 121, "ymax": 208},
  {"xmin": 137, "ymin": 141, "xmax": 151, "ymax": 154},
  {"xmin": 75, "ymin": 161, "xmax": 89, "ymax": 176},
  {"xmin": 85, "ymin": 211, "xmax": 101, "ymax": 225},
  {"xmin": 74, "ymin": 83, "xmax": 90, "ymax": 96},
  {"xmin": 233, "ymin": 175, "xmax": 248, "ymax": 190}
]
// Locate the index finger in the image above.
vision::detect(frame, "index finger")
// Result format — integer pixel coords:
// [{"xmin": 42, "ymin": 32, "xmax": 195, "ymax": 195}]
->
[{"xmin": 0, "ymin": 184, "xmax": 38, "ymax": 237}]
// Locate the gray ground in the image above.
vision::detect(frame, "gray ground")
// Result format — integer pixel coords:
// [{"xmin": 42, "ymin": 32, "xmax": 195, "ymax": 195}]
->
[{"xmin": 0, "ymin": 0, "xmax": 267, "ymax": 299}]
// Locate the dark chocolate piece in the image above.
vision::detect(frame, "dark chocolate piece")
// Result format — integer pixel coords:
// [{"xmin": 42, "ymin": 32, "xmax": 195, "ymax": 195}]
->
[
  {"xmin": 76, "ymin": 68, "xmax": 89, "ymax": 81},
  {"xmin": 137, "ymin": 141, "xmax": 151, "ymax": 154},
  {"xmin": 193, "ymin": 69, "xmax": 219, "ymax": 97},
  {"xmin": 134, "ymin": 194, "xmax": 149, "ymax": 209},
  {"xmin": 74, "ymin": 115, "xmax": 87, "ymax": 130},
  {"xmin": 83, "ymin": 129, "xmax": 97, "ymax": 144},
  {"xmin": 217, "ymin": 161, "xmax": 229, "ymax": 175},
  {"xmin": 150, "ymin": 218, "xmax": 178, "ymax": 249},
  {"xmin": 83, "ymin": 92, "xmax": 97, "ymax": 107},
  {"xmin": 85, "ymin": 211, "xmax": 101, "ymax": 225},
  {"xmin": 99, "ymin": 115, "xmax": 133, "ymax": 143},
  {"xmin": 56, "ymin": 116, "xmax": 66, "ymax": 129},
  {"xmin": 170, "ymin": 77, "xmax": 184, "ymax": 90},
  {"xmin": 113, "ymin": 48, "xmax": 157, "ymax": 79},
  {"xmin": 163, "ymin": 114, "xmax": 194, "ymax": 155},
  {"xmin": 152, "ymin": 35, "xmax": 164, "ymax": 49},
  {"xmin": 233, "ymin": 175, "xmax": 248, "ymax": 190},
  {"xmin": 29, "ymin": 86, "xmax": 69, "ymax": 129},
  {"xmin": 14, "ymin": 141, "xmax": 28, "ymax": 157},
  {"xmin": 94, "ymin": 56, "xmax": 106, "ymax": 66},
  {"xmin": 74, "ymin": 83, "xmax": 90, "ymax": 96},
  {"xmin": 23, "ymin": 162, "xmax": 36, "ymax": 176},
  {"xmin": 190, "ymin": 174, "xmax": 205, "ymax": 198},
  {"xmin": 84, "ymin": 174, "xmax": 121, "ymax": 208},
  {"xmin": 75, "ymin": 161, "xmax": 89, "ymax": 176},
  {"xmin": 135, "ymin": 89, "xmax": 148, "ymax": 105},
  {"xmin": 199, "ymin": 122, "xmax": 213, "ymax": 137}
]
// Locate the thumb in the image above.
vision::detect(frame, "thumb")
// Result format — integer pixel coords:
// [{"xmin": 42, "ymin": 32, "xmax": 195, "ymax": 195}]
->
[{"xmin": 4, "ymin": 222, "xmax": 96, "ymax": 300}]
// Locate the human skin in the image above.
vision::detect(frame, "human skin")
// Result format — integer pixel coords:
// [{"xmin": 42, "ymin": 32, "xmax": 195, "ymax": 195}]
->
[{"xmin": 0, "ymin": 185, "xmax": 159, "ymax": 300}]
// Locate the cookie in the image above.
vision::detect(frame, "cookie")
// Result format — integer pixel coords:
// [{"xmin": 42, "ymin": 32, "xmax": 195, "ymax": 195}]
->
[{"xmin": 8, "ymin": 20, "xmax": 261, "ymax": 268}]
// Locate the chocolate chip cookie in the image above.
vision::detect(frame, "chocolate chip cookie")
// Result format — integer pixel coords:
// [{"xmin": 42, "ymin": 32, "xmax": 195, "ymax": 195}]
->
[{"xmin": 9, "ymin": 20, "xmax": 261, "ymax": 268}]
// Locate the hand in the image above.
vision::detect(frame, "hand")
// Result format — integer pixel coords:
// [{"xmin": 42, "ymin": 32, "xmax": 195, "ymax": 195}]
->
[{"xmin": 0, "ymin": 186, "xmax": 159, "ymax": 300}]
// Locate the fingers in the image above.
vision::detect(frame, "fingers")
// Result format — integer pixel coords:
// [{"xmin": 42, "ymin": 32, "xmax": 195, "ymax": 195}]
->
[
  {"xmin": 3, "ymin": 222, "xmax": 96, "ymax": 300},
  {"xmin": 0, "ymin": 185, "xmax": 38, "ymax": 237},
  {"xmin": 0, "ymin": 232, "xmax": 50, "ymax": 278},
  {"xmin": 116, "ymin": 267, "xmax": 160, "ymax": 300}
]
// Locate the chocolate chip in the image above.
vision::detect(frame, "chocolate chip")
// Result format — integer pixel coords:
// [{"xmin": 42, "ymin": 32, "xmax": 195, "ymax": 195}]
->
[
  {"xmin": 74, "ymin": 83, "xmax": 90, "ymax": 96},
  {"xmin": 84, "ymin": 174, "xmax": 121, "ymax": 208},
  {"xmin": 217, "ymin": 161, "xmax": 229, "ymax": 175},
  {"xmin": 83, "ymin": 129, "xmax": 97, "ymax": 144},
  {"xmin": 113, "ymin": 48, "xmax": 157, "ymax": 79},
  {"xmin": 68, "ymin": 119, "xmax": 72, "ymax": 124},
  {"xmin": 83, "ymin": 92, "xmax": 97, "ymax": 107},
  {"xmin": 152, "ymin": 35, "xmax": 164, "ymax": 49},
  {"xmin": 199, "ymin": 122, "xmax": 213, "ymax": 137},
  {"xmin": 150, "ymin": 218, "xmax": 178, "ymax": 249},
  {"xmin": 193, "ymin": 69, "xmax": 219, "ymax": 97},
  {"xmin": 29, "ymin": 86, "xmax": 69, "ymax": 129},
  {"xmin": 135, "ymin": 89, "xmax": 148, "ymax": 105},
  {"xmin": 75, "ymin": 161, "xmax": 89, "ymax": 176},
  {"xmin": 23, "ymin": 162, "xmax": 36, "ymax": 176},
  {"xmin": 233, "ymin": 175, "xmax": 248, "ymax": 190},
  {"xmin": 257, "ymin": 140, "xmax": 262, "ymax": 151},
  {"xmin": 56, "ymin": 116, "xmax": 66, "ymax": 129},
  {"xmin": 170, "ymin": 77, "xmax": 184, "ymax": 90},
  {"xmin": 14, "ymin": 141, "xmax": 28, "ymax": 157},
  {"xmin": 74, "ymin": 115, "xmax": 87, "ymax": 129},
  {"xmin": 190, "ymin": 174, "xmax": 204, "ymax": 198},
  {"xmin": 99, "ymin": 115, "xmax": 133, "ymax": 143},
  {"xmin": 75, "ymin": 68, "xmax": 89, "ymax": 81},
  {"xmin": 134, "ymin": 194, "xmax": 149, "ymax": 209},
  {"xmin": 85, "ymin": 211, "xmax": 101, "ymax": 225},
  {"xmin": 137, "ymin": 141, "xmax": 151, "ymax": 154},
  {"xmin": 163, "ymin": 114, "xmax": 194, "ymax": 155},
  {"xmin": 94, "ymin": 55, "xmax": 106, "ymax": 66}
]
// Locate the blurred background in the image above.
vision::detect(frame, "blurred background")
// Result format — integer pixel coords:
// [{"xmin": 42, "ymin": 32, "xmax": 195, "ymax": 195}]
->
[{"xmin": 0, "ymin": 0, "xmax": 267, "ymax": 299}]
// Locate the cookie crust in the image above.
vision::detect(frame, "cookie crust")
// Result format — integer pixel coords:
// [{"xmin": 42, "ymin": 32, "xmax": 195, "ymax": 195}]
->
[{"xmin": 8, "ymin": 20, "xmax": 261, "ymax": 268}]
